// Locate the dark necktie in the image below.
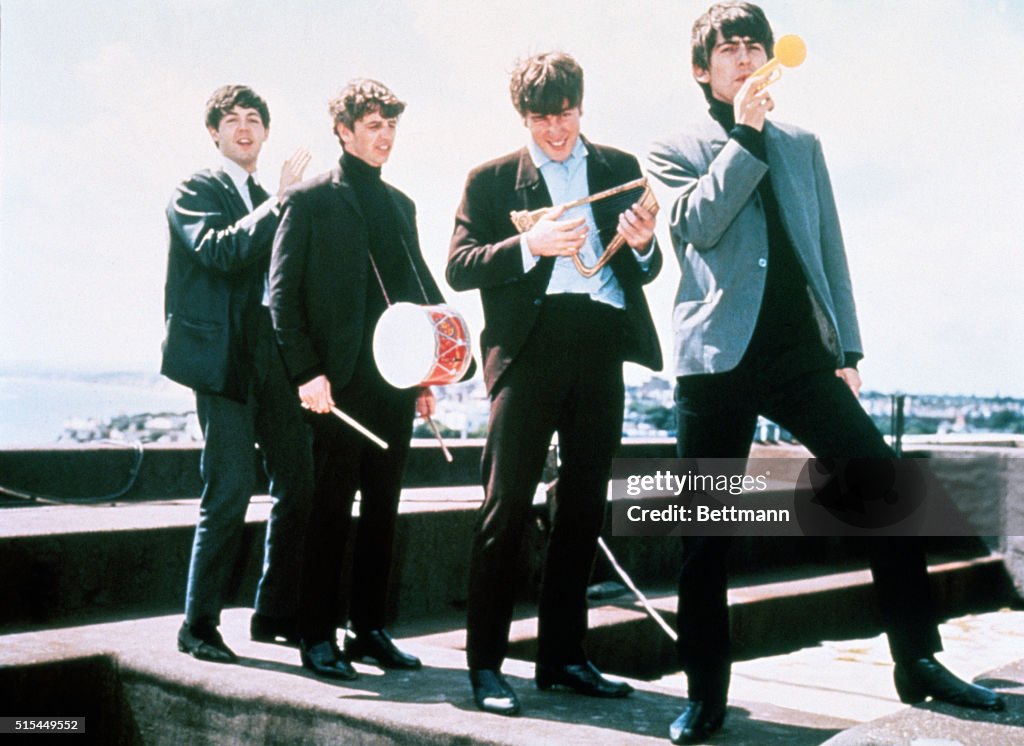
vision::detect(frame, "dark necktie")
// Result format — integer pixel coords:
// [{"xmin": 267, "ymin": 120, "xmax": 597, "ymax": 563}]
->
[{"xmin": 246, "ymin": 174, "xmax": 270, "ymax": 209}]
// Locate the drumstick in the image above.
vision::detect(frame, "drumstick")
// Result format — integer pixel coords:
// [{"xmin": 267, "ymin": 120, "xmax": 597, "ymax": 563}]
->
[
  {"xmin": 330, "ymin": 406, "xmax": 389, "ymax": 449},
  {"xmin": 424, "ymin": 415, "xmax": 453, "ymax": 463},
  {"xmin": 597, "ymin": 537, "xmax": 677, "ymax": 642}
]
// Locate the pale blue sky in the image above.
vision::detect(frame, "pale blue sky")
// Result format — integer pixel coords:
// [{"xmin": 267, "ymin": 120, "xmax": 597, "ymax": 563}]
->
[{"xmin": 1, "ymin": 0, "xmax": 1022, "ymax": 396}]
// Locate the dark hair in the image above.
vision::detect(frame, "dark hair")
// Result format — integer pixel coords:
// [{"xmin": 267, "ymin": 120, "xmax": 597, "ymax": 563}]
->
[
  {"xmin": 204, "ymin": 84, "xmax": 270, "ymax": 131},
  {"xmin": 691, "ymin": 2, "xmax": 774, "ymax": 96},
  {"xmin": 509, "ymin": 51, "xmax": 584, "ymax": 117},
  {"xmin": 329, "ymin": 79, "xmax": 406, "ymax": 135}
]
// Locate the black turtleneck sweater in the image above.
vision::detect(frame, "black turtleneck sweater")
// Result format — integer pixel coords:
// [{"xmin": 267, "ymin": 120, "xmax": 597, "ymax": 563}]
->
[
  {"xmin": 341, "ymin": 150, "xmax": 419, "ymax": 388},
  {"xmin": 342, "ymin": 150, "xmax": 417, "ymax": 315},
  {"xmin": 697, "ymin": 99, "xmax": 846, "ymax": 386}
]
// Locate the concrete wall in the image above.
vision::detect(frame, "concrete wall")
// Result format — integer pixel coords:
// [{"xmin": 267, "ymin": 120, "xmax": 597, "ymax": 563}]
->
[{"xmin": 1, "ymin": 442, "xmax": 1019, "ymax": 634}]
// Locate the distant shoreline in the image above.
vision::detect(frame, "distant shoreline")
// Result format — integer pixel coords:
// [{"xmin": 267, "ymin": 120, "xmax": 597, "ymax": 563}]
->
[{"xmin": 1, "ymin": 370, "xmax": 1020, "ymax": 449}]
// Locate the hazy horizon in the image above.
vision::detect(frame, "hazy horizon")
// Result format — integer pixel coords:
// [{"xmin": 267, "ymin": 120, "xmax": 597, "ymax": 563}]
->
[{"xmin": 2, "ymin": 1, "xmax": 1022, "ymax": 398}]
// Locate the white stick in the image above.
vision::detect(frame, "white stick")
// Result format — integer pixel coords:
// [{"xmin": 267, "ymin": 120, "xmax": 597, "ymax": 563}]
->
[
  {"xmin": 425, "ymin": 415, "xmax": 453, "ymax": 463},
  {"xmin": 597, "ymin": 536, "xmax": 678, "ymax": 642},
  {"xmin": 330, "ymin": 406, "xmax": 389, "ymax": 449}
]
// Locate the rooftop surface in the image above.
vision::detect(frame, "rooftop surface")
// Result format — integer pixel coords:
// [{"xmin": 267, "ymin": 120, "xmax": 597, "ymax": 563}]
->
[{"xmin": 4, "ymin": 606, "xmax": 1023, "ymax": 745}]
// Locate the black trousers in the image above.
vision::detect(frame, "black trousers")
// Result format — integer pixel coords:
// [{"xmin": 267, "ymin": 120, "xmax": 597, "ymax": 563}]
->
[
  {"xmin": 187, "ymin": 309, "xmax": 313, "ymax": 627},
  {"xmin": 675, "ymin": 367, "xmax": 942, "ymax": 702},
  {"xmin": 466, "ymin": 295, "xmax": 626, "ymax": 670},
  {"xmin": 298, "ymin": 366, "xmax": 416, "ymax": 643}
]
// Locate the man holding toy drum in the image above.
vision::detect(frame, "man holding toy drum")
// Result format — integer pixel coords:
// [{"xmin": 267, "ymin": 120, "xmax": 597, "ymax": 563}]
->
[{"xmin": 270, "ymin": 79, "xmax": 468, "ymax": 681}]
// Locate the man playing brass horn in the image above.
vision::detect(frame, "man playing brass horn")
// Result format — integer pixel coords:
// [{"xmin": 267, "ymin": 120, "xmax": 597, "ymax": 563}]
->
[
  {"xmin": 447, "ymin": 51, "xmax": 662, "ymax": 716},
  {"xmin": 648, "ymin": 3, "xmax": 1004, "ymax": 742},
  {"xmin": 270, "ymin": 79, "xmax": 450, "ymax": 681}
]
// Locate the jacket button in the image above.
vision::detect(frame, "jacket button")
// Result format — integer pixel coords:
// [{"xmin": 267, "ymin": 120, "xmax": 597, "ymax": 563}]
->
[
  {"xmin": 533, "ymin": 298, "xmax": 543, "ymax": 306},
  {"xmin": 758, "ymin": 257, "xmax": 768, "ymax": 268}
]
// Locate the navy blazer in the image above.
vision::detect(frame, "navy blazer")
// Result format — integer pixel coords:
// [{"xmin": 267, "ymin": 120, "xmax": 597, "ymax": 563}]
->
[
  {"xmin": 161, "ymin": 169, "xmax": 280, "ymax": 401},
  {"xmin": 447, "ymin": 137, "xmax": 663, "ymax": 394}
]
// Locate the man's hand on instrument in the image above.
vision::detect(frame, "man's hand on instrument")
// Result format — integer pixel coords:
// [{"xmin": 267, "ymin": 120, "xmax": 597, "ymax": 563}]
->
[
  {"xmin": 278, "ymin": 147, "xmax": 313, "ymax": 197},
  {"xmin": 298, "ymin": 374, "xmax": 334, "ymax": 414},
  {"xmin": 617, "ymin": 202, "xmax": 656, "ymax": 253},
  {"xmin": 734, "ymin": 72, "xmax": 774, "ymax": 131},
  {"xmin": 415, "ymin": 387, "xmax": 436, "ymax": 418},
  {"xmin": 835, "ymin": 368, "xmax": 862, "ymax": 398},
  {"xmin": 524, "ymin": 204, "xmax": 588, "ymax": 257}
]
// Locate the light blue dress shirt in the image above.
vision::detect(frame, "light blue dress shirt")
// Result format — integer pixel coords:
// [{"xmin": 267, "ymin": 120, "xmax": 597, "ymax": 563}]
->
[{"xmin": 520, "ymin": 137, "xmax": 650, "ymax": 309}]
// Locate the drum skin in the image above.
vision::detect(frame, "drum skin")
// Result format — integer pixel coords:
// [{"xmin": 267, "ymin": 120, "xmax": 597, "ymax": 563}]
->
[{"xmin": 373, "ymin": 302, "xmax": 472, "ymax": 388}]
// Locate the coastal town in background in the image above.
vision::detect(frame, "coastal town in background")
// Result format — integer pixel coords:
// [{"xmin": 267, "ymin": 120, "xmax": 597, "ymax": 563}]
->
[{"xmin": 2, "ymin": 365, "xmax": 1020, "ymax": 448}]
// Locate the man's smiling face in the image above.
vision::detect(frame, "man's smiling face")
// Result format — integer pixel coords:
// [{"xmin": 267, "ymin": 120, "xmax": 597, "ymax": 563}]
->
[{"xmin": 208, "ymin": 105, "xmax": 268, "ymax": 173}]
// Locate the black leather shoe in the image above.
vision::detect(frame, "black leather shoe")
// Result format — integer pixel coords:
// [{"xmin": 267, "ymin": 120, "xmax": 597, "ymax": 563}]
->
[
  {"xmin": 346, "ymin": 628, "xmax": 422, "ymax": 670},
  {"xmin": 894, "ymin": 656, "xmax": 1005, "ymax": 711},
  {"xmin": 470, "ymin": 668, "xmax": 520, "ymax": 716},
  {"xmin": 535, "ymin": 660, "xmax": 633, "ymax": 698},
  {"xmin": 300, "ymin": 639, "xmax": 357, "ymax": 681},
  {"xmin": 669, "ymin": 701, "xmax": 727, "ymax": 744},
  {"xmin": 177, "ymin": 621, "xmax": 238, "ymax": 664},
  {"xmin": 250, "ymin": 613, "xmax": 299, "ymax": 646}
]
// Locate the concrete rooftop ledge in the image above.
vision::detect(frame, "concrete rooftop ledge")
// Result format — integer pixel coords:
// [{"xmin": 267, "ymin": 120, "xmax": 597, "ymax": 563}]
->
[
  {"xmin": 4, "ymin": 608, "xmax": 1024, "ymax": 745},
  {"xmin": 0, "ymin": 609, "xmax": 852, "ymax": 745},
  {"xmin": 3, "ymin": 441, "xmax": 1023, "ymax": 742}
]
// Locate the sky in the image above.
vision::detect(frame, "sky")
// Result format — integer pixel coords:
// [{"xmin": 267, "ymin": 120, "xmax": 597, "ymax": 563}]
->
[{"xmin": 1, "ymin": 0, "xmax": 1022, "ymax": 397}]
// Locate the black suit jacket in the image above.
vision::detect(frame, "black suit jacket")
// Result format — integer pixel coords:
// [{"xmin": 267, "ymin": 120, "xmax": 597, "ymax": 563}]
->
[
  {"xmin": 270, "ymin": 163, "xmax": 452, "ymax": 391},
  {"xmin": 446, "ymin": 137, "xmax": 663, "ymax": 394},
  {"xmin": 161, "ymin": 169, "xmax": 280, "ymax": 402}
]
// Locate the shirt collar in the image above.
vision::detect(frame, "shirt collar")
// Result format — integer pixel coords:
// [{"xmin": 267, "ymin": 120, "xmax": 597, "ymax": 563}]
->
[
  {"xmin": 219, "ymin": 155, "xmax": 260, "ymax": 195},
  {"xmin": 526, "ymin": 135, "xmax": 587, "ymax": 170}
]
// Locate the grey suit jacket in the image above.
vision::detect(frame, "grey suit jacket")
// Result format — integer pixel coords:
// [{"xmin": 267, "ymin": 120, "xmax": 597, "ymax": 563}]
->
[{"xmin": 648, "ymin": 116, "xmax": 861, "ymax": 378}]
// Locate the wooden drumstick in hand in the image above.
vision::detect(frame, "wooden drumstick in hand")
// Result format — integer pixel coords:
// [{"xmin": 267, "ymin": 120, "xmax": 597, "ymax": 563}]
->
[{"xmin": 424, "ymin": 415, "xmax": 453, "ymax": 463}]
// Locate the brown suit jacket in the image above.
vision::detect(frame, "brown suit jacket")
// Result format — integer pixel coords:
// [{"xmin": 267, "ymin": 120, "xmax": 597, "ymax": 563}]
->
[{"xmin": 446, "ymin": 137, "xmax": 663, "ymax": 393}]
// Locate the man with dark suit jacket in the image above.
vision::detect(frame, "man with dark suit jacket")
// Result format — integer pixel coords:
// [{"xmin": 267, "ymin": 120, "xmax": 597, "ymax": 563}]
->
[
  {"xmin": 162, "ymin": 84, "xmax": 313, "ymax": 663},
  {"xmin": 647, "ymin": 4, "xmax": 1004, "ymax": 742},
  {"xmin": 447, "ymin": 51, "xmax": 662, "ymax": 716},
  {"xmin": 270, "ymin": 79, "xmax": 449, "ymax": 680}
]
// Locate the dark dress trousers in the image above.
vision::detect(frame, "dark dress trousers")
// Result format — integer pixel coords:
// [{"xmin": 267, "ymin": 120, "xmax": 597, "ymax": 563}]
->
[
  {"xmin": 162, "ymin": 168, "xmax": 313, "ymax": 627},
  {"xmin": 649, "ymin": 108, "xmax": 942, "ymax": 703},
  {"xmin": 447, "ymin": 138, "xmax": 663, "ymax": 669},
  {"xmin": 270, "ymin": 156, "xmax": 452, "ymax": 641}
]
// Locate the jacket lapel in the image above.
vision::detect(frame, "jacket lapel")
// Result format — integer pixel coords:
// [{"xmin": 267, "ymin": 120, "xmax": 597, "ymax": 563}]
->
[
  {"xmin": 513, "ymin": 147, "xmax": 552, "ymax": 211},
  {"xmin": 582, "ymin": 138, "xmax": 630, "ymax": 258},
  {"xmin": 763, "ymin": 124, "xmax": 810, "ymax": 261},
  {"xmin": 213, "ymin": 169, "xmax": 249, "ymax": 219},
  {"xmin": 583, "ymin": 136, "xmax": 617, "ymax": 194},
  {"xmin": 511, "ymin": 147, "xmax": 557, "ymax": 282}
]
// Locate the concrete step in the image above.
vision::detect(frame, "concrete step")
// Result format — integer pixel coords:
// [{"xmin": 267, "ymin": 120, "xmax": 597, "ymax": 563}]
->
[
  {"xmin": 3, "ymin": 608, "xmax": 1023, "ymax": 745},
  {"xmin": 0, "ymin": 608, "xmax": 858, "ymax": 746},
  {"xmin": 0, "ymin": 487, "xmax": 484, "ymax": 633},
  {"xmin": 460, "ymin": 553, "xmax": 1011, "ymax": 681},
  {"xmin": 0, "ymin": 485, "xmax": 1003, "ymax": 641}
]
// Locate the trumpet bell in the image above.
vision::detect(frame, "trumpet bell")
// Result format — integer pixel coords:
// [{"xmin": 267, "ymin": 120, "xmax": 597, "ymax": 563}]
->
[
  {"xmin": 774, "ymin": 34, "xmax": 807, "ymax": 68},
  {"xmin": 751, "ymin": 34, "xmax": 806, "ymax": 90}
]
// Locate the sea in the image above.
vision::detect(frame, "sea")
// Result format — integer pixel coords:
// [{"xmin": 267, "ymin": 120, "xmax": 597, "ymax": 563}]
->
[{"xmin": 0, "ymin": 372, "xmax": 195, "ymax": 447}]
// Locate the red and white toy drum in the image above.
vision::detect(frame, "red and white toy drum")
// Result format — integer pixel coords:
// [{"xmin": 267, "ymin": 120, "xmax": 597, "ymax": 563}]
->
[{"xmin": 373, "ymin": 303, "xmax": 473, "ymax": 388}]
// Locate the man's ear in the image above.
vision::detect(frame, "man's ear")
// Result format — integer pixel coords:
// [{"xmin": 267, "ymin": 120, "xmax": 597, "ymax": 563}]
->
[
  {"xmin": 336, "ymin": 122, "xmax": 353, "ymax": 145},
  {"xmin": 207, "ymin": 126, "xmax": 220, "ymax": 145},
  {"xmin": 693, "ymin": 65, "xmax": 711, "ymax": 84}
]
